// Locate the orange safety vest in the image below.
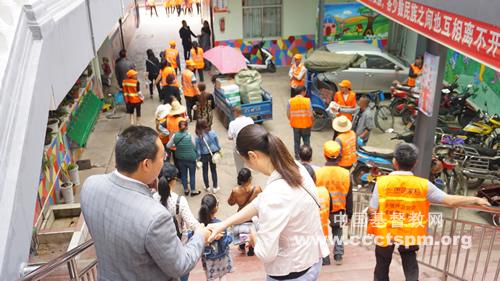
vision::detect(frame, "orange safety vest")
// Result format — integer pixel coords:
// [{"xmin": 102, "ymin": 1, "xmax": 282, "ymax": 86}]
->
[
  {"xmin": 181, "ymin": 69, "xmax": 198, "ymax": 97},
  {"xmin": 336, "ymin": 130, "xmax": 357, "ymax": 168},
  {"xmin": 316, "ymin": 185, "xmax": 331, "ymax": 237},
  {"xmin": 122, "ymin": 78, "xmax": 142, "ymax": 104},
  {"xmin": 368, "ymin": 175, "xmax": 429, "ymax": 247},
  {"xmin": 316, "ymin": 166, "xmax": 350, "ymax": 213},
  {"xmin": 165, "ymin": 48, "xmax": 179, "ymax": 69},
  {"xmin": 289, "ymin": 96, "xmax": 313, "ymax": 129},
  {"xmin": 175, "ymin": 0, "xmax": 182, "ymax": 5},
  {"xmin": 166, "ymin": 115, "xmax": 186, "ymax": 149},
  {"xmin": 290, "ymin": 64, "xmax": 305, "ymax": 88},
  {"xmin": 407, "ymin": 64, "xmax": 422, "ymax": 87},
  {"xmin": 160, "ymin": 66, "xmax": 179, "ymax": 87},
  {"xmin": 334, "ymin": 90, "xmax": 357, "ymax": 121},
  {"xmin": 191, "ymin": 47, "xmax": 205, "ymax": 69}
]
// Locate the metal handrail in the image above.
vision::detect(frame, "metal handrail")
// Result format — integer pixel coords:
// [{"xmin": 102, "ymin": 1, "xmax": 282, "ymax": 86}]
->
[
  {"xmin": 20, "ymin": 239, "xmax": 96, "ymax": 281},
  {"xmin": 349, "ymin": 191, "xmax": 500, "ymax": 281}
]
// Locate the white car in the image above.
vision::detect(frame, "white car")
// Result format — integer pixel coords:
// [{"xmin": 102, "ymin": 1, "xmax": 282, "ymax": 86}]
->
[{"xmin": 320, "ymin": 43, "xmax": 410, "ymax": 93}]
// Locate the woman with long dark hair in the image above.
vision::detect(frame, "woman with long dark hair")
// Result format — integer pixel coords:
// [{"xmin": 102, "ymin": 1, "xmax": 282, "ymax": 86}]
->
[
  {"xmin": 193, "ymin": 83, "xmax": 215, "ymax": 126},
  {"xmin": 207, "ymin": 125, "xmax": 329, "ymax": 280},
  {"xmin": 145, "ymin": 49, "xmax": 161, "ymax": 99},
  {"xmin": 199, "ymin": 20, "xmax": 212, "ymax": 70},
  {"xmin": 195, "ymin": 119, "xmax": 220, "ymax": 193}
]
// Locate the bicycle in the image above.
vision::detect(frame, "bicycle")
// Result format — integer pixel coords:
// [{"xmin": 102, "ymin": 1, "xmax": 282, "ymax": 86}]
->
[{"xmin": 367, "ymin": 90, "xmax": 394, "ymax": 132}]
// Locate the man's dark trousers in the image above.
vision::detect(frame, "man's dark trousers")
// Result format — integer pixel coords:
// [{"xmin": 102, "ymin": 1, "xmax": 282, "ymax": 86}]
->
[{"xmin": 374, "ymin": 244, "xmax": 419, "ymax": 281}]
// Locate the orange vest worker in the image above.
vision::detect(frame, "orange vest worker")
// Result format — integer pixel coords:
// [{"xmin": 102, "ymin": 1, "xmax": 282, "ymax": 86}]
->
[
  {"xmin": 407, "ymin": 64, "xmax": 422, "ymax": 87},
  {"xmin": 166, "ymin": 42, "xmax": 179, "ymax": 69},
  {"xmin": 190, "ymin": 47, "xmax": 205, "ymax": 69},
  {"xmin": 290, "ymin": 64, "xmax": 306, "ymax": 88},
  {"xmin": 182, "ymin": 63, "xmax": 198, "ymax": 97},
  {"xmin": 316, "ymin": 166, "xmax": 350, "ymax": 213},
  {"xmin": 122, "ymin": 72, "xmax": 142, "ymax": 104},
  {"xmin": 334, "ymin": 90, "xmax": 357, "ymax": 121},
  {"xmin": 316, "ymin": 185, "xmax": 331, "ymax": 237},
  {"xmin": 336, "ymin": 130, "xmax": 357, "ymax": 168},
  {"xmin": 368, "ymin": 175, "xmax": 429, "ymax": 247},
  {"xmin": 160, "ymin": 66, "xmax": 179, "ymax": 87},
  {"xmin": 289, "ymin": 95, "xmax": 313, "ymax": 129}
]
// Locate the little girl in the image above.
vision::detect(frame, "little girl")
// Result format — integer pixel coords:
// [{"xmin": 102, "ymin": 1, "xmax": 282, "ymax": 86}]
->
[{"xmin": 199, "ymin": 194, "xmax": 233, "ymax": 281}]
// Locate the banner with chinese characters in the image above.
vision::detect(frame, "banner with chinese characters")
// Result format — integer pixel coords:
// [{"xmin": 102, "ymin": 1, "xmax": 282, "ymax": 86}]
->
[
  {"xmin": 418, "ymin": 52, "xmax": 440, "ymax": 116},
  {"xmin": 357, "ymin": 0, "xmax": 500, "ymax": 71}
]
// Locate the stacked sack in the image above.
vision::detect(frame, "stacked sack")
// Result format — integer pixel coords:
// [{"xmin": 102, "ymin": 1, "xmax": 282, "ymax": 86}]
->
[
  {"xmin": 220, "ymin": 84, "xmax": 241, "ymax": 107},
  {"xmin": 235, "ymin": 69, "xmax": 263, "ymax": 104}
]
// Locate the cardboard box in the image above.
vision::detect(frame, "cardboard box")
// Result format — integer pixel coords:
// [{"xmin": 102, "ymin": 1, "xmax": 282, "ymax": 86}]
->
[{"xmin": 216, "ymin": 78, "xmax": 236, "ymax": 89}]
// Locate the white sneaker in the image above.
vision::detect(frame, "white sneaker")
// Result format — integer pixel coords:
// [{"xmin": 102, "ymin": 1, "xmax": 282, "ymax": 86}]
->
[{"xmin": 212, "ymin": 187, "xmax": 220, "ymax": 193}]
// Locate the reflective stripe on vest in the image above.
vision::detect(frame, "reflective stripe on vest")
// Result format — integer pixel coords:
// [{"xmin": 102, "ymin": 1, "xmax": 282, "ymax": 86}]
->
[
  {"xmin": 191, "ymin": 48, "xmax": 205, "ymax": 69},
  {"xmin": 289, "ymin": 96, "xmax": 313, "ymax": 128},
  {"xmin": 315, "ymin": 166, "xmax": 350, "ymax": 213},
  {"xmin": 182, "ymin": 70, "xmax": 197, "ymax": 97},
  {"xmin": 317, "ymin": 186, "xmax": 331, "ymax": 237},
  {"xmin": 334, "ymin": 90, "xmax": 357, "ymax": 121},
  {"xmin": 122, "ymin": 79, "xmax": 141, "ymax": 104},
  {"xmin": 336, "ymin": 130, "xmax": 357, "ymax": 167},
  {"xmin": 160, "ymin": 67, "xmax": 179, "ymax": 87},
  {"xmin": 368, "ymin": 175, "xmax": 429, "ymax": 247},
  {"xmin": 290, "ymin": 64, "xmax": 305, "ymax": 88},
  {"xmin": 407, "ymin": 64, "xmax": 422, "ymax": 87},
  {"xmin": 166, "ymin": 48, "xmax": 179, "ymax": 69}
]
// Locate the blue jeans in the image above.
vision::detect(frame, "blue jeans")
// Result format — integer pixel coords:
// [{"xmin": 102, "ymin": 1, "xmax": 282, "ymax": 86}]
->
[
  {"xmin": 201, "ymin": 154, "xmax": 218, "ymax": 188},
  {"xmin": 178, "ymin": 159, "xmax": 196, "ymax": 192}
]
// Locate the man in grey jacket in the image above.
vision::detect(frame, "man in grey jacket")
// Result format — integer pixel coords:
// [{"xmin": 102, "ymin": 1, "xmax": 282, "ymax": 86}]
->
[
  {"xmin": 115, "ymin": 49, "xmax": 135, "ymax": 88},
  {"xmin": 81, "ymin": 126, "xmax": 209, "ymax": 281}
]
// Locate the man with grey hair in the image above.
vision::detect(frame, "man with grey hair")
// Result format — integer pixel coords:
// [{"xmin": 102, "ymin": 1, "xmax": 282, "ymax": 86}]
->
[{"xmin": 368, "ymin": 143, "xmax": 490, "ymax": 281}]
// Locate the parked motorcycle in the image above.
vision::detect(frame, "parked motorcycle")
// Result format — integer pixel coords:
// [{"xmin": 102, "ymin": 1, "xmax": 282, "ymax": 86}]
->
[
  {"xmin": 476, "ymin": 184, "xmax": 500, "ymax": 226},
  {"xmin": 243, "ymin": 42, "xmax": 276, "ymax": 73},
  {"xmin": 432, "ymin": 145, "xmax": 465, "ymax": 195},
  {"xmin": 389, "ymin": 82, "xmax": 412, "ymax": 116},
  {"xmin": 453, "ymin": 144, "xmax": 500, "ymax": 188},
  {"xmin": 400, "ymin": 92, "xmax": 419, "ymax": 128},
  {"xmin": 439, "ymin": 84, "xmax": 477, "ymax": 127},
  {"xmin": 462, "ymin": 111, "xmax": 500, "ymax": 149}
]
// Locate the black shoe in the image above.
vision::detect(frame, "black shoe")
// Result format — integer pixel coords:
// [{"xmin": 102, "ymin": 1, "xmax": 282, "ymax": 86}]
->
[
  {"xmin": 247, "ymin": 247, "xmax": 255, "ymax": 256},
  {"xmin": 191, "ymin": 190, "xmax": 201, "ymax": 197},
  {"xmin": 334, "ymin": 255, "xmax": 343, "ymax": 265},
  {"xmin": 184, "ymin": 190, "xmax": 190, "ymax": 196},
  {"xmin": 322, "ymin": 256, "xmax": 331, "ymax": 266}
]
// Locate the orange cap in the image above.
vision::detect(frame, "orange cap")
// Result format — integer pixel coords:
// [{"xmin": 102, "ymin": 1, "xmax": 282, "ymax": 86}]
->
[
  {"xmin": 169, "ymin": 40, "xmax": 176, "ymax": 47},
  {"xmin": 126, "ymin": 69, "xmax": 138, "ymax": 78},
  {"xmin": 294, "ymin": 54, "xmax": 302, "ymax": 61},
  {"xmin": 186, "ymin": 60, "xmax": 196, "ymax": 67},
  {"xmin": 338, "ymin": 80, "xmax": 351, "ymax": 88},
  {"xmin": 323, "ymin": 140, "xmax": 341, "ymax": 159}
]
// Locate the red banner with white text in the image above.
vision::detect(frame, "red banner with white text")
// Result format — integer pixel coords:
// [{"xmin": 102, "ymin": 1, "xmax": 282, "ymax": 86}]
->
[{"xmin": 357, "ymin": 0, "xmax": 500, "ymax": 71}]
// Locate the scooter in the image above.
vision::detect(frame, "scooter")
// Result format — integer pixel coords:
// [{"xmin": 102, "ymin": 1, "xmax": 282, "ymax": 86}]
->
[{"xmin": 243, "ymin": 42, "xmax": 276, "ymax": 73}]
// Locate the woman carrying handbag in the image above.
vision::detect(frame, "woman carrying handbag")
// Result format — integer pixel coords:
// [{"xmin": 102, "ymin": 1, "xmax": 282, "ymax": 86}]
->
[{"xmin": 195, "ymin": 119, "xmax": 221, "ymax": 193}]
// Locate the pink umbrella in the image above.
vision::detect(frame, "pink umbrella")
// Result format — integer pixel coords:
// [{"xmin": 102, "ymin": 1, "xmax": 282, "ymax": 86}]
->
[{"xmin": 203, "ymin": 46, "xmax": 247, "ymax": 74}]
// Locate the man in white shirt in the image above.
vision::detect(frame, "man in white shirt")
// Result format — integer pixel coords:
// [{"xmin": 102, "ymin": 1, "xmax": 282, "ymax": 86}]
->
[{"xmin": 228, "ymin": 106, "xmax": 254, "ymax": 175}]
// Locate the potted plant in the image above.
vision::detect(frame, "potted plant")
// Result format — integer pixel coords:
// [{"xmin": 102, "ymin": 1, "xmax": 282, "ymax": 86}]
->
[
  {"xmin": 67, "ymin": 163, "xmax": 80, "ymax": 185},
  {"xmin": 60, "ymin": 163, "xmax": 75, "ymax": 203}
]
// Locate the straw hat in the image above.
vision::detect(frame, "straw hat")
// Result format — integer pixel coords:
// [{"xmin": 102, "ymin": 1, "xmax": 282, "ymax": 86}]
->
[
  {"xmin": 169, "ymin": 100, "xmax": 186, "ymax": 116},
  {"xmin": 332, "ymin": 115, "xmax": 352, "ymax": 132},
  {"xmin": 323, "ymin": 140, "xmax": 341, "ymax": 159},
  {"xmin": 155, "ymin": 104, "xmax": 172, "ymax": 120},
  {"xmin": 126, "ymin": 69, "xmax": 138, "ymax": 78}
]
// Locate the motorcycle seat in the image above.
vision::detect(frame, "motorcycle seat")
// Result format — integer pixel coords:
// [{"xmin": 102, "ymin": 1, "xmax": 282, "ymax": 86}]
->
[
  {"xmin": 395, "ymin": 85, "xmax": 411, "ymax": 91},
  {"xmin": 360, "ymin": 146, "xmax": 394, "ymax": 159},
  {"xmin": 471, "ymin": 145, "xmax": 498, "ymax": 157}
]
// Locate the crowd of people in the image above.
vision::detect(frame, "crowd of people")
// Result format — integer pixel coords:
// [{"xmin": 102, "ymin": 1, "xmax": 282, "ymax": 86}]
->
[
  {"xmin": 146, "ymin": 0, "xmax": 203, "ymax": 17},
  {"xmin": 83, "ymin": 15, "xmax": 492, "ymax": 281}
]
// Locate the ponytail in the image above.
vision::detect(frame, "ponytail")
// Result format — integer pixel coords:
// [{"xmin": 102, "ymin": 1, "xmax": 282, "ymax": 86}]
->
[
  {"xmin": 198, "ymin": 194, "xmax": 217, "ymax": 226},
  {"xmin": 158, "ymin": 176, "xmax": 171, "ymax": 207},
  {"xmin": 237, "ymin": 125, "xmax": 302, "ymax": 187}
]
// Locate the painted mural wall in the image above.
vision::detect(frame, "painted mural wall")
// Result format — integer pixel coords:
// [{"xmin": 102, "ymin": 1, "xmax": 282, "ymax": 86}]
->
[{"xmin": 445, "ymin": 50, "xmax": 500, "ymax": 115}]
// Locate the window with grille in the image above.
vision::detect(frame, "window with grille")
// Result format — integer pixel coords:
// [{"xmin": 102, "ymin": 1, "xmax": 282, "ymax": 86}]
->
[{"xmin": 243, "ymin": 0, "xmax": 282, "ymax": 39}]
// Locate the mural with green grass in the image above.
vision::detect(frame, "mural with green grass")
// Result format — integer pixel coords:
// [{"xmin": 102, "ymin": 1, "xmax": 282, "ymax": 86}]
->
[
  {"xmin": 322, "ymin": 2, "xmax": 390, "ymax": 44},
  {"xmin": 444, "ymin": 50, "xmax": 500, "ymax": 115}
]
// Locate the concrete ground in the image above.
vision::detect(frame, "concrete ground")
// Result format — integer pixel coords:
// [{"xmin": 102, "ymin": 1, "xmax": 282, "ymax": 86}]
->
[{"xmin": 72, "ymin": 7, "xmax": 496, "ymax": 280}]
